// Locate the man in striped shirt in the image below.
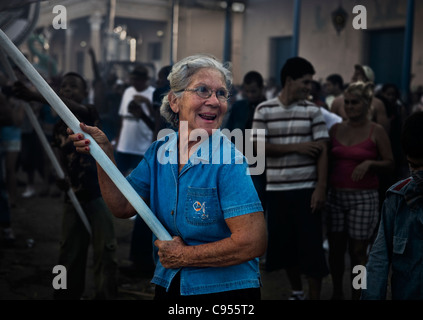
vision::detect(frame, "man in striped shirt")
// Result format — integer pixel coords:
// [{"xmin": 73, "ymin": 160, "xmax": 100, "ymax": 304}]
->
[{"xmin": 252, "ymin": 57, "xmax": 329, "ymax": 300}]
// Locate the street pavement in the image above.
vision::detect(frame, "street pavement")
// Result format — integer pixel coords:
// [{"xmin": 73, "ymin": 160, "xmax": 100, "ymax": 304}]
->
[{"xmin": 0, "ymin": 169, "xmax": 351, "ymax": 301}]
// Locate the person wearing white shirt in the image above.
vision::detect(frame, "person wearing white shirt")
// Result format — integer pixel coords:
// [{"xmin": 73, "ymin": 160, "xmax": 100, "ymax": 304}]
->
[
  {"xmin": 115, "ymin": 66, "xmax": 156, "ymax": 278},
  {"xmin": 115, "ymin": 66, "xmax": 155, "ymax": 176}
]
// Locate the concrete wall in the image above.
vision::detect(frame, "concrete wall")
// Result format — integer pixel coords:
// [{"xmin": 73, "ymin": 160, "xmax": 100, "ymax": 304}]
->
[
  {"xmin": 240, "ymin": 0, "xmax": 423, "ymax": 90},
  {"xmin": 31, "ymin": 0, "xmax": 423, "ymax": 91}
]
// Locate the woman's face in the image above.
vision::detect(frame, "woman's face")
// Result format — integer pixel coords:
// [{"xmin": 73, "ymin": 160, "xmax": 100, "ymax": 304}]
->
[
  {"xmin": 344, "ymin": 92, "xmax": 368, "ymax": 121},
  {"xmin": 170, "ymin": 68, "xmax": 228, "ymax": 137}
]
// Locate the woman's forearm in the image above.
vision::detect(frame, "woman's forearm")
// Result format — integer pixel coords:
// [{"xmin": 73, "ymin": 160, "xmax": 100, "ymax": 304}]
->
[
  {"xmin": 96, "ymin": 161, "xmax": 131, "ymax": 218},
  {"xmin": 96, "ymin": 161, "xmax": 136, "ymax": 219},
  {"xmin": 182, "ymin": 231, "xmax": 265, "ymax": 267},
  {"xmin": 95, "ymin": 145, "xmax": 136, "ymax": 219},
  {"xmin": 157, "ymin": 212, "xmax": 267, "ymax": 268},
  {"xmin": 369, "ymin": 159, "xmax": 394, "ymax": 174}
]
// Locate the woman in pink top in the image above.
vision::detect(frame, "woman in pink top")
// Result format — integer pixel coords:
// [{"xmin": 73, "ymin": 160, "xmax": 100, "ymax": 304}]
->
[{"xmin": 326, "ymin": 81, "xmax": 394, "ymax": 300}]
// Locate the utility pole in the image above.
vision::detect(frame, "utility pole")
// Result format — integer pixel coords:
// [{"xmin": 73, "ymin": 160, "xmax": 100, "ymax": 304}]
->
[
  {"xmin": 292, "ymin": 0, "xmax": 301, "ymax": 57},
  {"xmin": 223, "ymin": 0, "xmax": 233, "ymax": 63},
  {"xmin": 401, "ymin": 0, "xmax": 414, "ymax": 105}
]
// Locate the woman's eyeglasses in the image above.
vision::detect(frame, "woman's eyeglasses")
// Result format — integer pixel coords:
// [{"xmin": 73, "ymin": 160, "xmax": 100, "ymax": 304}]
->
[{"xmin": 181, "ymin": 86, "xmax": 231, "ymax": 102}]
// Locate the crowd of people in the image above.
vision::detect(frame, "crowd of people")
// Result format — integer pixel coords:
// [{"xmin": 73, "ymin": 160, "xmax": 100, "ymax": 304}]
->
[{"xmin": 1, "ymin": 50, "xmax": 423, "ymax": 301}]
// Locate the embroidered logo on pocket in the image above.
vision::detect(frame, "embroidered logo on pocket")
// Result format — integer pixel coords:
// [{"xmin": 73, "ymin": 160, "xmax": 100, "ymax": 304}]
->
[
  {"xmin": 185, "ymin": 187, "xmax": 219, "ymax": 225},
  {"xmin": 192, "ymin": 201, "xmax": 208, "ymax": 219}
]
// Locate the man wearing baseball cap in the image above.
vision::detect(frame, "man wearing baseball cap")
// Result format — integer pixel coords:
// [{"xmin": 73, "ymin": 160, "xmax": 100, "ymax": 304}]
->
[{"xmin": 353, "ymin": 64, "xmax": 375, "ymax": 83}]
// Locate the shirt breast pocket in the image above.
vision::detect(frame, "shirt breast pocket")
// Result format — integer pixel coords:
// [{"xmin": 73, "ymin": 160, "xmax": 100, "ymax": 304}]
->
[
  {"xmin": 393, "ymin": 236, "xmax": 407, "ymax": 255},
  {"xmin": 184, "ymin": 187, "xmax": 221, "ymax": 226}
]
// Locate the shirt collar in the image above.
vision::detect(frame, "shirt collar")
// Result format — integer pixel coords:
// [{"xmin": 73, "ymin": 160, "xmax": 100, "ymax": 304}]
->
[
  {"xmin": 403, "ymin": 179, "xmax": 423, "ymax": 208},
  {"xmin": 163, "ymin": 129, "xmax": 224, "ymax": 164}
]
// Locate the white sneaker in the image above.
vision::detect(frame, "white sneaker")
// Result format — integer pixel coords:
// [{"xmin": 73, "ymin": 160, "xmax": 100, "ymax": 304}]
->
[
  {"xmin": 288, "ymin": 292, "xmax": 306, "ymax": 300},
  {"xmin": 22, "ymin": 186, "xmax": 36, "ymax": 198},
  {"xmin": 323, "ymin": 239, "xmax": 329, "ymax": 251}
]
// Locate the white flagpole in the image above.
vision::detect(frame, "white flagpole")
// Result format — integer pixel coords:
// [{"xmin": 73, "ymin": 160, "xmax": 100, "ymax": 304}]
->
[
  {"xmin": 0, "ymin": 49, "xmax": 93, "ymax": 236},
  {"xmin": 0, "ymin": 29, "xmax": 172, "ymax": 241}
]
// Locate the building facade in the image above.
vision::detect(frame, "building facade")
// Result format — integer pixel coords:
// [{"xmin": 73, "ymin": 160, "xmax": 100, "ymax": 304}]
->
[{"xmin": 23, "ymin": 0, "xmax": 422, "ymax": 95}]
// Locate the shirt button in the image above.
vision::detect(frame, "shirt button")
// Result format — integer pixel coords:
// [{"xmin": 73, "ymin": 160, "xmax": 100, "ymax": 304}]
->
[{"xmin": 171, "ymin": 210, "xmax": 174, "ymax": 215}]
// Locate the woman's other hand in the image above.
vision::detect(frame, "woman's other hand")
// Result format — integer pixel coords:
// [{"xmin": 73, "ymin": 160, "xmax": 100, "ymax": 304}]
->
[{"xmin": 67, "ymin": 122, "xmax": 113, "ymax": 157}]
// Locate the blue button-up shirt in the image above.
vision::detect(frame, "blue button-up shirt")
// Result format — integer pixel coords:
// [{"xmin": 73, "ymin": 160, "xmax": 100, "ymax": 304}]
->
[
  {"xmin": 126, "ymin": 130, "xmax": 263, "ymax": 295},
  {"xmin": 362, "ymin": 177, "xmax": 423, "ymax": 300}
]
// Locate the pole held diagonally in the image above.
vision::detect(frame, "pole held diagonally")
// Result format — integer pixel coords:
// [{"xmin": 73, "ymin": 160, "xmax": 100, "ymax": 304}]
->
[
  {"xmin": 0, "ymin": 49, "xmax": 92, "ymax": 236},
  {"xmin": 0, "ymin": 28, "xmax": 172, "ymax": 241}
]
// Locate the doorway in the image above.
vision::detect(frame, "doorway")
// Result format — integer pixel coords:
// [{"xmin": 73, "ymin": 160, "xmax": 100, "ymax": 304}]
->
[
  {"xmin": 270, "ymin": 36, "xmax": 293, "ymax": 86},
  {"xmin": 366, "ymin": 28, "xmax": 404, "ymax": 88}
]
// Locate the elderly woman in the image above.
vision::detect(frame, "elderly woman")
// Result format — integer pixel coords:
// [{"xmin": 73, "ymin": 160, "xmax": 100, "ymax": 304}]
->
[
  {"xmin": 68, "ymin": 54, "xmax": 267, "ymax": 300},
  {"xmin": 325, "ymin": 81, "xmax": 394, "ymax": 300}
]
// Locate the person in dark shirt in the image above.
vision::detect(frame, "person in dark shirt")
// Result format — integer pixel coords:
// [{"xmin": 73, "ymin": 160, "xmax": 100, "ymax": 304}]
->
[
  {"xmin": 13, "ymin": 72, "xmax": 118, "ymax": 299},
  {"xmin": 362, "ymin": 111, "xmax": 423, "ymax": 300},
  {"xmin": 152, "ymin": 65, "xmax": 172, "ymax": 141},
  {"xmin": 223, "ymin": 71, "xmax": 267, "ymax": 209}
]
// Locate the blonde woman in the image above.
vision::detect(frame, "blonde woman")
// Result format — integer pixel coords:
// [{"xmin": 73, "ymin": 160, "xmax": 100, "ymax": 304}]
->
[{"xmin": 325, "ymin": 81, "xmax": 394, "ymax": 300}]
